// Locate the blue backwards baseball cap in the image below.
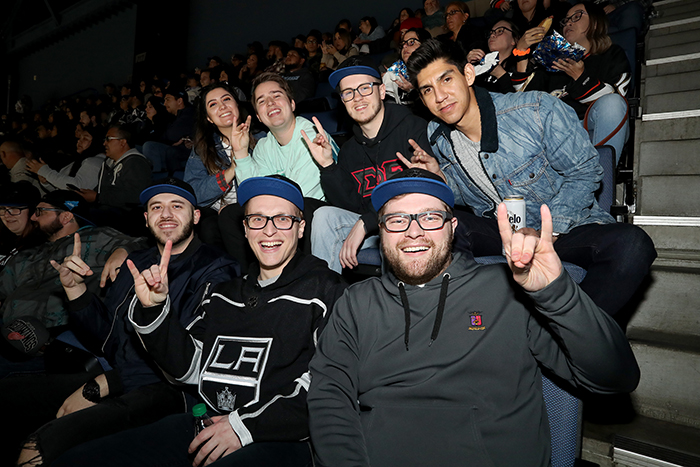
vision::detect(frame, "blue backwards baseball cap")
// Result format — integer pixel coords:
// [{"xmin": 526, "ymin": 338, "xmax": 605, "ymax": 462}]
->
[
  {"xmin": 329, "ymin": 56, "xmax": 382, "ymax": 89},
  {"xmin": 140, "ymin": 178, "xmax": 197, "ymax": 207},
  {"xmin": 371, "ymin": 168, "xmax": 455, "ymax": 211},
  {"xmin": 238, "ymin": 175, "xmax": 304, "ymax": 211}
]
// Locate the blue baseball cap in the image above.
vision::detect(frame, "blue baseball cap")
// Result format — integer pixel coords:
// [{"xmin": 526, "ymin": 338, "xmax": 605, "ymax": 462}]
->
[
  {"xmin": 371, "ymin": 168, "xmax": 455, "ymax": 211},
  {"xmin": 329, "ymin": 56, "xmax": 382, "ymax": 89},
  {"xmin": 140, "ymin": 178, "xmax": 197, "ymax": 207},
  {"xmin": 238, "ymin": 175, "xmax": 304, "ymax": 211}
]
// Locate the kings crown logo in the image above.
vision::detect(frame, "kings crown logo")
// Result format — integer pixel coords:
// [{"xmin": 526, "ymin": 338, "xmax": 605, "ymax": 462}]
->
[
  {"xmin": 217, "ymin": 387, "xmax": 237, "ymax": 412},
  {"xmin": 469, "ymin": 312, "xmax": 485, "ymax": 330}
]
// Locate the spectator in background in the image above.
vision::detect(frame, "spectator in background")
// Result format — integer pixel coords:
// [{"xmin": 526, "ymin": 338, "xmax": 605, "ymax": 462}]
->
[
  {"xmin": 422, "ymin": 0, "xmax": 447, "ymax": 35},
  {"xmin": 282, "ymin": 48, "xmax": 316, "ymax": 104},
  {"xmin": 293, "ymin": 34, "xmax": 307, "ymax": 49},
  {"xmin": 469, "ymin": 19, "xmax": 529, "ymax": 93},
  {"xmin": 185, "ymin": 74, "xmax": 201, "ymax": 104},
  {"xmin": 208, "ymin": 56, "xmax": 224, "ymax": 69},
  {"xmin": 383, "ymin": 27, "xmax": 432, "ymax": 106},
  {"xmin": 143, "ymin": 87, "xmax": 195, "ymax": 174},
  {"xmin": 199, "ymin": 68, "xmax": 215, "ymax": 88},
  {"xmin": 305, "ymin": 30, "xmax": 324, "ymax": 79},
  {"xmin": 265, "ymin": 40, "xmax": 289, "ymax": 74},
  {"xmin": 0, "ymin": 182, "xmax": 45, "ymax": 272},
  {"xmin": 238, "ymin": 52, "xmax": 264, "ymax": 95},
  {"xmin": 354, "ymin": 16, "xmax": 386, "ymax": 53},
  {"xmin": 135, "ymin": 96, "xmax": 170, "ymax": 146},
  {"xmin": 26, "ymin": 126, "xmax": 106, "ymax": 192},
  {"xmin": 439, "ymin": 1, "xmax": 487, "ymax": 53},
  {"xmin": 321, "ymin": 29, "xmax": 359, "ymax": 71},
  {"xmin": 0, "ymin": 139, "xmax": 40, "ymax": 189}
]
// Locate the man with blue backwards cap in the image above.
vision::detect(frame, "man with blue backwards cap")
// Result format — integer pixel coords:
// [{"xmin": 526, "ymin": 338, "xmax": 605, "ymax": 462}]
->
[
  {"xmin": 308, "ymin": 168, "xmax": 640, "ymax": 467},
  {"xmin": 6, "ymin": 179, "xmax": 239, "ymax": 467},
  {"xmin": 56, "ymin": 175, "xmax": 346, "ymax": 467},
  {"xmin": 307, "ymin": 56, "xmax": 436, "ymax": 274}
]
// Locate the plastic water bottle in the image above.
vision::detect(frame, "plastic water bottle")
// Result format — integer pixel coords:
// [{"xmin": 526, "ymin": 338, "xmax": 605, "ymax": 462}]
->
[{"xmin": 193, "ymin": 403, "xmax": 214, "ymax": 436}]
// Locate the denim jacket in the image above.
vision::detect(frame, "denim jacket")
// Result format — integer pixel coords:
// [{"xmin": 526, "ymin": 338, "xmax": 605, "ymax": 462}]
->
[
  {"xmin": 428, "ymin": 87, "xmax": 614, "ymax": 234},
  {"xmin": 185, "ymin": 134, "xmax": 246, "ymax": 208}
]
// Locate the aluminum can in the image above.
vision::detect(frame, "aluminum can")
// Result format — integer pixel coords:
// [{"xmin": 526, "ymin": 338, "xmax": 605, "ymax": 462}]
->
[{"xmin": 504, "ymin": 196, "xmax": 526, "ymax": 232}]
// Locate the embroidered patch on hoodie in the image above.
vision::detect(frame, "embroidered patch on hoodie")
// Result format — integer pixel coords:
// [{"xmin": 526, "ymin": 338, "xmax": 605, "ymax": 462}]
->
[{"xmin": 469, "ymin": 312, "xmax": 485, "ymax": 331}]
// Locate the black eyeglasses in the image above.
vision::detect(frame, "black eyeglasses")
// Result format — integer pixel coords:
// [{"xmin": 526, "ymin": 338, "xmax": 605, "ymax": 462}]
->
[
  {"xmin": 34, "ymin": 207, "xmax": 64, "ymax": 216},
  {"xmin": 445, "ymin": 9, "xmax": 464, "ymax": 16},
  {"xmin": 339, "ymin": 82, "xmax": 381, "ymax": 102},
  {"xmin": 380, "ymin": 211, "xmax": 453, "ymax": 232},
  {"xmin": 486, "ymin": 26, "xmax": 513, "ymax": 39},
  {"xmin": 244, "ymin": 214, "xmax": 302, "ymax": 230},
  {"xmin": 400, "ymin": 38, "xmax": 420, "ymax": 49},
  {"xmin": 560, "ymin": 10, "xmax": 587, "ymax": 28},
  {"xmin": 0, "ymin": 207, "xmax": 28, "ymax": 216}
]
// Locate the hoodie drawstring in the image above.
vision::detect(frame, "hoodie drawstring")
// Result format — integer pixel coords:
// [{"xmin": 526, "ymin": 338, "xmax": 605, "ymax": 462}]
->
[{"xmin": 398, "ymin": 273, "xmax": 451, "ymax": 351}]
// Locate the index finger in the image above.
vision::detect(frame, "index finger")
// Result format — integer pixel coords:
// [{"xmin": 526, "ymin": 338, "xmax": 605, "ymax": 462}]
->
[
  {"xmin": 408, "ymin": 139, "xmax": 426, "ymax": 154},
  {"xmin": 539, "ymin": 204, "xmax": 553, "ymax": 241},
  {"xmin": 396, "ymin": 151, "xmax": 412, "ymax": 167},
  {"xmin": 160, "ymin": 240, "xmax": 172, "ymax": 274},
  {"xmin": 312, "ymin": 116, "xmax": 326, "ymax": 137},
  {"xmin": 72, "ymin": 233, "xmax": 82, "ymax": 257},
  {"xmin": 497, "ymin": 203, "xmax": 513, "ymax": 247}
]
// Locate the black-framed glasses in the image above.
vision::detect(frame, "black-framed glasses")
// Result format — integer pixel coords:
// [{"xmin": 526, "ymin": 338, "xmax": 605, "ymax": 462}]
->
[
  {"xmin": 244, "ymin": 214, "xmax": 302, "ymax": 230},
  {"xmin": 560, "ymin": 10, "xmax": 587, "ymax": 28},
  {"xmin": 0, "ymin": 207, "xmax": 28, "ymax": 216},
  {"xmin": 339, "ymin": 82, "xmax": 381, "ymax": 102},
  {"xmin": 380, "ymin": 211, "xmax": 453, "ymax": 232},
  {"xmin": 400, "ymin": 38, "xmax": 420, "ymax": 49},
  {"xmin": 445, "ymin": 9, "xmax": 464, "ymax": 16},
  {"xmin": 486, "ymin": 26, "xmax": 513, "ymax": 39},
  {"xmin": 34, "ymin": 207, "xmax": 64, "ymax": 216}
]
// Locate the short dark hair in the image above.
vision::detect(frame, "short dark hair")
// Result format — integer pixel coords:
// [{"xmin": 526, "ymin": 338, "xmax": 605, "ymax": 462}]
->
[
  {"xmin": 252, "ymin": 72, "xmax": 295, "ymax": 105},
  {"xmin": 109, "ymin": 123, "xmax": 135, "ymax": 148},
  {"xmin": 406, "ymin": 38, "xmax": 468, "ymax": 89},
  {"xmin": 405, "ymin": 27, "xmax": 432, "ymax": 44}
]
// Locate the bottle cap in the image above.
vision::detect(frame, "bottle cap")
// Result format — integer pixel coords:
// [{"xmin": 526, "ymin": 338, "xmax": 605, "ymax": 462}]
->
[{"xmin": 192, "ymin": 403, "xmax": 207, "ymax": 417}]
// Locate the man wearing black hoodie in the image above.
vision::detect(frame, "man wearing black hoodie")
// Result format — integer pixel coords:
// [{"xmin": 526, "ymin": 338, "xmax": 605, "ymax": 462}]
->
[{"xmin": 305, "ymin": 58, "xmax": 434, "ymax": 273}]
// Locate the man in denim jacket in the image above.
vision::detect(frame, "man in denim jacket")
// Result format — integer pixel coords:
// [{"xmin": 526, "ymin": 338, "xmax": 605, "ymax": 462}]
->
[{"xmin": 405, "ymin": 39, "xmax": 656, "ymax": 316}]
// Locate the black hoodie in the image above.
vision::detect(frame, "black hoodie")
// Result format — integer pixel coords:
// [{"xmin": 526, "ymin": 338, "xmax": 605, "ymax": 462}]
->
[{"xmin": 320, "ymin": 103, "xmax": 434, "ymax": 234}]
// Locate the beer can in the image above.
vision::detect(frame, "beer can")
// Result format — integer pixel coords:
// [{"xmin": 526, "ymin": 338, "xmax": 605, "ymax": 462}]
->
[{"xmin": 504, "ymin": 196, "xmax": 526, "ymax": 232}]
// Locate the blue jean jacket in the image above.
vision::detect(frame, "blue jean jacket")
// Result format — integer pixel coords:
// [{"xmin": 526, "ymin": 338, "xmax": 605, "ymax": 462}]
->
[{"xmin": 428, "ymin": 87, "xmax": 614, "ymax": 234}]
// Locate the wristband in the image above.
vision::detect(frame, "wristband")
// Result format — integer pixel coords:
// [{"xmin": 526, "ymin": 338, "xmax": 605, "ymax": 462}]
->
[{"xmin": 513, "ymin": 48, "xmax": 530, "ymax": 57}]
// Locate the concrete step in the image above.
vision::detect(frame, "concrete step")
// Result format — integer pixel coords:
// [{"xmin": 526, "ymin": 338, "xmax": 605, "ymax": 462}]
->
[
  {"xmin": 636, "ymin": 224, "xmax": 700, "ymax": 253},
  {"xmin": 644, "ymin": 89, "xmax": 700, "ymax": 114},
  {"xmin": 644, "ymin": 56, "xmax": 700, "ymax": 77},
  {"xmin": 644, "ymin": 69, "xmax": 700, "ymax": 95},
  {"xmin": 638, "ymin": 116, "xmax": 700, "ymax": 141},
  {"xmin": 583, "ymin": 416, "xmax": 700, "ymax": 467},
  {"xmin": 649, "ymin": 19, "xmax": 700, "ymax": 37},
  {"xmin": 638, "ymin": 175, "xmax": 700, "ymax": 216},
  {"xmin": 648, "ymin": 28, "xmax": 700, "ymax": 49},
  {"xmin": 626, "ymin": 265, "xmax": 700, "ymax": 338},
  {"xmin": 638, "ymin": 139, "xmax": 700, "ymax": 176},
  {"xmin": 653, "ymin": 0, "xmax": 700, "ymax": 17},
  {"xmin": 647, "ymin": 38, "xmax": 700, "ymax": 61},
  {"xmin": 627, "ymin": 338, "xmax": 700, "ymax": 429}
]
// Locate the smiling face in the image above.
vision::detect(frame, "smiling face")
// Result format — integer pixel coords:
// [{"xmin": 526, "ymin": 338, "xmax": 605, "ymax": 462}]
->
[
  {"xmin": 380, "ymin": 193, "xmax": 456, "ymax": 285},
  {"xmin": 563, "ymin": 4, "xmax": 590, "ymax": 47},
  {"xmin": 145, "ymin": 193, "xmax": 200, "ymax": 254},
  {"xmin": 244, "ymin": 195, "xmax": 305, "ymax": 281},
  {"xmin": 1, "ymin": 206, "xmax": 31, "ymax": 236},
  {"xmin": 205, "ymin": 87, "xmax": 240, "ymax": 131},
  {"xmin": 253, "ymin": 81, "xmax": 295, "ymax": 132},
  {"xmin": 416, "ymin": 58, "xmax": 476, "ymax": 130},
  {"xmin": 339, "ymin": 74, "xmax": 385, "ymax": 128}
]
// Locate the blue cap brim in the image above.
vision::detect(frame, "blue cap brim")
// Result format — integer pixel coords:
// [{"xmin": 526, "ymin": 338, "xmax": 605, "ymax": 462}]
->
[
  {"xmin": 371, "ymin": 178, "xmax": 455, "ymax": 211},
  {"xmin": 140, "ymin": 185, "xmax": 197, "ymax": 207},
  {"xmin": 238, "ymin": 177, "xmax": 304, "ymax": 211},
  {"xmin": 329, "ymin": 65, "xmax": 382, "ymax": 89}
]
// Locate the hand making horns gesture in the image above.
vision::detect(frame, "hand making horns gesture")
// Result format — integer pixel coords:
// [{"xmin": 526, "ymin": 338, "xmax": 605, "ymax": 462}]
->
[{"xmin": 126, "ymin": 240, "xmax": 172, "ymax": 307}]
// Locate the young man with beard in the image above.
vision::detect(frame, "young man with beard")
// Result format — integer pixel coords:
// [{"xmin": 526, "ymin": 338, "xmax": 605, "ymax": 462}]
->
[
  {"xmin": 306, "ymin": 58, "xmax": 435, "ymax": 273},
  {"xmin": 307, "ymin": 168, "xmax": 640, "ymax": 467},
  {"xmin": 281, "ymin": 48, "xmax": 316, "ymax": 104},
  {"xmin": 53, "ymin": 175, "xmax": 346, "ymax": 467},
  {"xmin": 403, "ymin": 38, "xmax": 655, "ymax": 317},
  {"xmin": 3, "ymin": 179, "xmax": 239, "ymax": 467}
]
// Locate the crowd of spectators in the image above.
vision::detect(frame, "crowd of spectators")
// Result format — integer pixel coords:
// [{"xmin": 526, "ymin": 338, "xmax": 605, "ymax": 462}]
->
[{"xmin": 0, "ymin": 0, "xmax": 655, "ymax": 465}]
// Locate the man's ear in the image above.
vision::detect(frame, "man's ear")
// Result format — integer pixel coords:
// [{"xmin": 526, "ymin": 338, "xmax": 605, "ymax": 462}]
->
[
  {"xmin": 61, "ymin": 211, "xmax": 75, "ymax": 226},
  {"xmin": 379, "ymin": 82, "xmax": 387, "ymax": 101},
  {"xmin": 297, "ymin": 219, "xmax": 306, "ymax": 239},
  {"xmin": 291, "ymin": 98, "xmax": 296, "ymax": 113},
  {"xmin": 144, "ymin": 210, "xmax": 148, "ymax": 226},
  {"xmin": 193, "ymin": 209, "xmax": 201, "ymax": 225},
  {"xmin": 463, "ymin": 63, "xmax": 476, "ymax": 87}
]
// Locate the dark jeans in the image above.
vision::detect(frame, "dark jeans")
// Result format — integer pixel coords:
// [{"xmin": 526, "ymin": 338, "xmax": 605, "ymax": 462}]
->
[
  {"xmin": 457, "ymin": 213, "xmax": 657, "ymax": 316},
  {"xmin": 0, "ymin": 373, "xmax": 184, "ymax": 466},
  {"xmin": 53, "ymin": 412, "xmax": 313, "ymax": 467}
]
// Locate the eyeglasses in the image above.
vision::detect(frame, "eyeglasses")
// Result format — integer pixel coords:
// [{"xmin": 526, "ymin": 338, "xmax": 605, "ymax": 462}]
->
[
  {"xmin": 244, "ymin": 214, "xmax": 302, "ymax": 230},
  {"xmin": 400, "ymin": 38, "xmax": 420, "ymax": 49},
  {"xmin": 306, "ymin": 39, "xmax": 317, "ymax": 44},
  {"xmin": 445, "ymin": 9, "xmax": 464, "ymax": 17},
  {"xmin": 34, "ymin": 207, "xmax": 64, "ymax": 217},
  {"xmin": 380, "ymin": 211, "xmax": 453, "ymax": 232},
  {"xmin": 560, "ymin": 10, "xmax": 587, "ymax": 28},
  {"xmin": 339, "ymin": 82, "xmax": 381, "ymax": 102},
  {"xmin": 104, "ymin": 136, "xmax": 124, "ymax": 142},
  {"xmin": 0, "ymin": 207, "xmax": 27, "ymax": 216},
  {"xmin": 486, "ymin": 26, "xmax": 513, "ymax": 39}
]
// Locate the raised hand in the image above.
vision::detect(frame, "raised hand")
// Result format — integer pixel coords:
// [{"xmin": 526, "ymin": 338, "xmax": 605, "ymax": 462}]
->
[
  {"xmin": 50, "ymin": 233, "xmax": 93, "ymax": 300},
  {"xmin": 497, "ymin": 203, "xmax": 562, "ymax": 291},
  {"xmin": 229, "ymin": 115, "xmax": 252, "ymax": 156},
  {"xmin": 396, "ymin": 139, "xmax": 445, "ymax": 180},
  {"xmin": 301, "ymin": 116, "xmax": 334, "ymax": 168},
  {"xmin": 518, "ymin": 26, "xmax": 546, "ymax": 50},
  {"xmin": 25, "ymin": 158, "xmax": 47, "ymax": 174},
  {"xmin": 126, "ymin": 240, "xmax": 172, "ymax": 307}
]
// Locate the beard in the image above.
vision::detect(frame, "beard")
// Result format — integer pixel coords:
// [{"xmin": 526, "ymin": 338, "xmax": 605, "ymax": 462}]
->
[
  {"xmin": 348, "ymin": 99, "xmax": 382, "ymax": 126},
  {"xmin": 40, "ymin": 216, "xmax": 65, "ymax": 239},
  {"xmin": 148, "ymin": 217, "xmax": 194, "ymax": 250},
  {"xmin": 382, "ymin": 228, "xmax": 454, "ymax": 286}
]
